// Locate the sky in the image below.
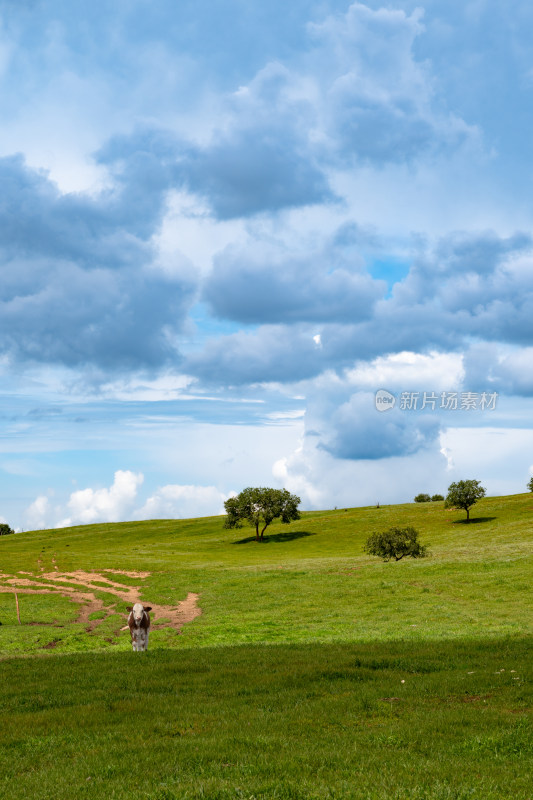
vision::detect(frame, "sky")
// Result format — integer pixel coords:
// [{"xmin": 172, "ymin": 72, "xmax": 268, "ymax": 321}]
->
[{"xmin": 1, "ymin": 0, "xmax": 533, "ymax": 531}]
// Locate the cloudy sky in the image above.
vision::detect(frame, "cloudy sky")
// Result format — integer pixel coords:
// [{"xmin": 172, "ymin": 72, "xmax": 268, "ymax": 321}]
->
[{"xmin": 1, "ymin": 0, "xmax": 533, "ymax": 530}]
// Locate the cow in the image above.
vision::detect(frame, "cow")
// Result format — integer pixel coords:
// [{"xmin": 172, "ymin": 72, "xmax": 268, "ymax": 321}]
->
[{"xmin": 126, "ymin": 603, "xmax": 152, "ymax": 651}]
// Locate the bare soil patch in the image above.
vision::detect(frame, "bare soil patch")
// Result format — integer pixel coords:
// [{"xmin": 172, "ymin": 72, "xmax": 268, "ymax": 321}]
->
[
  {"xmin": 102, "ymin": 569, "xmax": 151, "ymax": 579},
  {"xmin": 0, "ymin": 570, "xmax": 201, "ymax": 636}
]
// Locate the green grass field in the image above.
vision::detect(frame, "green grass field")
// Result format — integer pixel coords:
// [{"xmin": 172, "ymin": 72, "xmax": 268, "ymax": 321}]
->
[{"xmin": 0, "ymin": 494, "xmax": 531, "ymax": 798}]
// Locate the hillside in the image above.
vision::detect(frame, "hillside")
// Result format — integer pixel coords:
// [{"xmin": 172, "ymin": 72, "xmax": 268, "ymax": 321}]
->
[
  {"xmin": 0, "ymin": 493, "xmax": 531, "ymax": 799},
  {"xmin": 1, "ymin": 492, "xmax": 532, "ymax": 655}
]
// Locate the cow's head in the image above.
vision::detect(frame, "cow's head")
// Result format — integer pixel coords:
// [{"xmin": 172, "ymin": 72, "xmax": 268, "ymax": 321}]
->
[{"xmin": 126, "ymin": 603, "xmax": 152, "ymax": 623}]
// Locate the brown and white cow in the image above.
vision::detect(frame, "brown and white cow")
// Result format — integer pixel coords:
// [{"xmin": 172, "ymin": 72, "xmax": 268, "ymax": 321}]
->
[{"xmin": 126, "ymin": 603, "xmax": 152, "ymax": 651}]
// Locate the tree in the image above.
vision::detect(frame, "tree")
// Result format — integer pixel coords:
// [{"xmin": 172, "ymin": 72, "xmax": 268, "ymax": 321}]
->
[
  {"xmin": 224, "ymin": 487, "xmax": 301, "ymax": 542},
  {"xmin": 444, "ymin": 479, "xmax": 486, "ymax": 522},
  {"xmin": 414, "ymin": 493, "xmax": 431, "ymax": 503},
  {"xmin": 0, "ymin": 523, "xmax": 14, "ymax": 536},
  {"xmin": 364, "ymin": 526, "xmax": 428, "ymax": 562},
  {"xmin": 528, "ymin": 477, "xmax": 533, "ymax": 493},
  {"xmin": 431, "ymin": 494, "xmax": 444, "ymax": 502}
]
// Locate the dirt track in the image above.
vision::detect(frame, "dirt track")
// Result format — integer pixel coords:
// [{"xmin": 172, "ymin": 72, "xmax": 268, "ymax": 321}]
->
[{"xmin": 0, "ymin": 569, "xmax": 201, "ymax": 635}]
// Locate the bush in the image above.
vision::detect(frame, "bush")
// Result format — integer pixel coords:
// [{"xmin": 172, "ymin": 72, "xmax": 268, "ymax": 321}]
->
[
  {"xmin": 431, "ymin": 494, "xmax": 444, "ymax": 501},
  {"xmin": 0, "ymin": 523, "xmax": 15, "ymax": 536},
  {"xmin": 414, "ymin": 493, "xmax": 431, "ymax": 503},
  {"xmin": 528, "ymin": 477, "xmax": 533, "ymax": 493},
  {"xmin": 364, "ymin": 526, "xmax": 429, "ymax": 562}
]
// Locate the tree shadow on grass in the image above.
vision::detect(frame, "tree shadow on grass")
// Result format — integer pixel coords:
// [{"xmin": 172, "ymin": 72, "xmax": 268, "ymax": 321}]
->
[
  {"xmin": 452, "ymin": 517, "xmax": 497, "ymax": 525},
  {"xmin": 232, "ymin": 530, "xmax": 316, "ymax": 545}
]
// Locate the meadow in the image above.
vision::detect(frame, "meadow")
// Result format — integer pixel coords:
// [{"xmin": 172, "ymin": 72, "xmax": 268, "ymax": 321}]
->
[{"xmin": 0, "ymin": 493, "xmax": 531, "ymax": 798}]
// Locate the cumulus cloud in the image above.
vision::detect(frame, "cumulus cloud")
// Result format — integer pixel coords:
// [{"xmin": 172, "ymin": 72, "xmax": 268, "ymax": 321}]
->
[
  {"xmin": 0, "ymin": 2, "xmax": 485, "ymax": 377},
  {"xmin": 57, "ymin": 470, "xmax": 144, "ymax": 527},
  {"xmin": 309, "ymin": 2, "xmax": 473, "ymax": 165},
  {"xmin": 183, "ymin": 63, "xmax": 333, "ymax": 218},
  {"xmin": 272, "ymin": 360, "xmax": 533, "ymax": 505},
  {"xmin": 462, "ymin": 342, "xmax": 533, "ymax": 397},
  {"xmin": 24, "ymin": 495, "xmax": 50, "ymax": 531},
  {"xmin": 23, "ymin": 471, "xmax": 234, "ymax": 530},
  {"xmin": 296, "ymin": 375, "xmax": 442, "ymax": 463},
  {"xmin": 183, "ymin": 1, "xmax": 474, "ymax": 217},
  {"xmin": 134, "ymin": 484, "xmax": 230, "ymax": 520},
  {"xmin": 273, "ymin": 432, "xmax": 449, "ymax": 510},
  {"xmin": 185, "ymin": 324, "xmax": 328, "ymax": 386},
  {"xmin": 275, "ymin": 418, "xmax": 533, "ymax": 510},
  {"xmin": 96, "ymin": 63, "xmax": 333, "ymax": 222},
  {"xmin": 0, "ymin": 153, "xmax": 198, "ymax": 369},
  {"xmin": 344, "ymin": 350, "xmax": 464, "ymax": 392},
  {"xmin": 387, "ymin": 231, "xmax": 533, "ymax": 348},
  {"xmin": 187, "ymin": 229, "xmax": 533, "ymax": 387},
  {"xmin": 92, "ymin": 1, "xmax": 475, "ymax": 224},
  {"xmin": 203, "ymin": 230, "xmax": 386, "ymax": 324},
  {"xmin": 320, "ymin": 391, "xmax": 441, "ymax": 460}
]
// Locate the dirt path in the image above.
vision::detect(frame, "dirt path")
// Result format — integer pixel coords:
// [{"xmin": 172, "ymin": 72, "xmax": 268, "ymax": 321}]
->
[{"xmin": 0, "ymin": 570, "xmax": 201, "ymax": 636}]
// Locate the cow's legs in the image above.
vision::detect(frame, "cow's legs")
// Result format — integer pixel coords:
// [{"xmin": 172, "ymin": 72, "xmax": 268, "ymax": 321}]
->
[{"xmin": 130, "ymin": 625, "xmax": 149, "ymax": 651}]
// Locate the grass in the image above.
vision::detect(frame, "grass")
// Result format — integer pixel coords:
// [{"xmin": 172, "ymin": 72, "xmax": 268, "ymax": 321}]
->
[
  {"xmin": 0, "ymin": 493, "xmax": 531, "ymax": 797},
  {"xmin": 0, "ymin": 638, "xmax": 530, "ymax": 799}
]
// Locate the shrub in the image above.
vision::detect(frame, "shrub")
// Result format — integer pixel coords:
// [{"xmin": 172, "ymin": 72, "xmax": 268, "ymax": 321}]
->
[
  {"xmin": 414, "ymin": 493, "xmax": 431, "ymax": 503},
  {"xmin": 364, "ymin": 526, "xmax": 429, "ymax": 562},
  {"xmin": 0, "ymin": 523, "xmax": 15, "ymax": 536},
  {"xmin": 431, "ymin": 494, "xmax": 444, "ymax": 501}
]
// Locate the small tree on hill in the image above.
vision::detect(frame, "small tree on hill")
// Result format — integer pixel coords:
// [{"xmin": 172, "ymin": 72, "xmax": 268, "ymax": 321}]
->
[
  {"xmin": 431, "ymin": 494, "xmax": 444, "ymax": 502},
  {"xmin": 414, "ymin": 493, "xmax": 431, "ymax": 503},
  {"xmin": 0, "ymin": 523, "xmax": 14, "ymax": 536},
  {"xmin": 224, "ymin": 487, "xmax": 301, "ymax": 542},
  {"xmin": 444, "ymin": 479, "xmax": 486, "ymax": 522},
  {"xmin": 364, "ymin": 526, "xmax": 428, "ymax": 562},
  {"xmin": 527, "ymin": 477, "xmax": 533, "ymax": 493}
]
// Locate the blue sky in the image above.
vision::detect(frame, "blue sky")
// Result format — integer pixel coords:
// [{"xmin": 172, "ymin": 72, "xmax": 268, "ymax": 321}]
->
[{"xmin": 1, "ymin": 0, "xmax": 533, "ymax": 529}]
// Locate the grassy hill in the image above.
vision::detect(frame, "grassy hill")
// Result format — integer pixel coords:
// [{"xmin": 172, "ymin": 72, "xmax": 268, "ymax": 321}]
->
[{"xmin": 0, "ymin": 493, "xmax": 531, "ymax": 799}]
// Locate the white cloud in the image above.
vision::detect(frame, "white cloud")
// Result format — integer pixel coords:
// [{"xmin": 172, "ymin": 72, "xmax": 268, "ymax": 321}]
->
[
  {"xmin": 97, "ymin": 372, "xmax": 195, "ymax": 402},
  {"xmin": 57, "ymin": 470, "xmax": 144, "ymax": 527},
  {"xmin": 273, "ymin": 443, "xmax": 324, "ymax": 508},
  {"xmin": 461, "ymin": 342, "xmax": 533, "ymax": 398},
  {"xmin": 344, "ymin": 350, "xmax": 464, "ymax": 392},
  {"xmin": 24, "ymin": 495, "xmax": 50, "ymax": 531},
  {"xmin": 23, "ymin": 472, "xmax": 239, "ymax": 530},
  {"xmin": 438, "ymin": 427, "xmax": 533, "ymax": 496},
  {"xmin": 275, "ymin": 434, "xmax": 449, "ymax": 509},
  {"xmin": 204, "ymin": 231, "xmax": 385, "ymax": 324},
  {"xmin": 134, "ymin": 484, "xmax": 232, "ymax": 520},
  {"xmin": 276, "ymin": 422, "xmax": 533, "ymax": 509},
  {"xmin": 308, "ymin": 1, "xmax": 475, "ymax": 165},
  {"xmin": 4, "ymin": 2, "xmax": 533, "ymax": 532},
  {"xmin": 265, "ymin": 409, "xmax": 305, "ymax": 421}
]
